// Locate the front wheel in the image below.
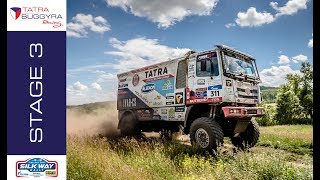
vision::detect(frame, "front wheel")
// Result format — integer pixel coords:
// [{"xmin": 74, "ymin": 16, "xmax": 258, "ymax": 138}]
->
[
  {"xmin": 231, "ymin": 119, "xmax": 260, "ymax": 149},
  {"xmin": 190, "ymin": 117, "xmax": 224, "ymax": 152}
]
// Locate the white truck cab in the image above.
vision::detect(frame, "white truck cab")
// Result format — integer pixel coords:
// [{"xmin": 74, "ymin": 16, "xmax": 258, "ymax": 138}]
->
[{"xmin": 117, "ymin": 45, "xmax": 265, "ymax": 152}]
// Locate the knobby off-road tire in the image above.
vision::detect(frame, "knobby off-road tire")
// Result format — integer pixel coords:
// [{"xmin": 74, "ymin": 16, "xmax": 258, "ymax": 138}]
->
[
  {"xmin": 119, "ymin": 113, "xmax": 141, "ymax": 137},
  {"xmin": 231, "ymin": 119, "xmax": 260, "ymax": 149},
  {"xmin": 190, "ymin": 117, "xmax": 224, "ymax": 152}
]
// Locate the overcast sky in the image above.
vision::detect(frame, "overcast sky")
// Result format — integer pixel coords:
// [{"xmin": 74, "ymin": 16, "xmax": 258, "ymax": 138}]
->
[{"xmin": 67, "ymin": 0, "xmax": 313, "ymax": 105}]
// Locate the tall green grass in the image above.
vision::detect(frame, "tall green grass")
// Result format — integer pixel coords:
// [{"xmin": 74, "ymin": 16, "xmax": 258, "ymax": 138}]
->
[
  {"xmin": 67, "ymin": 125, "xmax": 313, "ymax": 179},
  {"xmin": 258, "ymin": 125, "xmax": 313, "ymax": 155}
]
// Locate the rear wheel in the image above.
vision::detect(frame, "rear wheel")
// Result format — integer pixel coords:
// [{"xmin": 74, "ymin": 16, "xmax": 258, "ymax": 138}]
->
[
  {"xmin": 119, "ymin": 112, "xmax": 141, "ymax": 137},
  {"xmin": 231, "ymin": 119, "xmax": 260, "ymax": 149},
  {"xmin": 190, "ymin": 117, "xmax": 224, "ymax": 152}
]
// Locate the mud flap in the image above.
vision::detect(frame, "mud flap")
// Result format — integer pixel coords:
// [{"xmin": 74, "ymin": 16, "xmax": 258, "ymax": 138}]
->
[{"xmin": 233, "ymin": 119, "xmax": 250, "ymax": 133}]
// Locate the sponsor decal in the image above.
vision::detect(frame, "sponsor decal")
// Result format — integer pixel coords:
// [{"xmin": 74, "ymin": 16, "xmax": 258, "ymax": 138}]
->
[
  {"xmin": 175, "ymin": 112, "xmax": 184, "ymax": 121},
  {"xmin": 168, "ymin": 108, "xmax": 175, "ymax": 120},
  {"xmin": 210, "ymin": 97, "xmax": 222, "ymax": 103},
  {"xmin": 197, "ymin": 52, "xmax": 215, "ymax": 60},
  {"xmin": 209, "ymin": 90, "xmax": 220, "ymax": 97},
  {"xmin": 160, "ymin": 115, "xmax": 168, "ymax": 120},
  {"xmin": 118, "ymin": 89, "xmax": 128, "ymax": 95},
  {"xmin": 132, "ymin": 74, "xmax": 139, "ymax": 86},
  {"xmin": 197, "ymin": 79, "xmax": 205, "ymax": 85},
  {"xmin": 16, "ymin": 158, "xmax": 58, "ymax": 178},
  {"xmin": 154, "ymin": 95, "xmax": 162, "ymax": 100},
  {"xmin": 166, "ymin": 93, "xmax": 174, "ymax": 97},
  {"xmin": 166, "ymin": 93, "xmax": 175, "ymax": 105},
  {"xmin": 153, "ymin": 109, "xmax": 160, "ymax": 115},
  {"xmin": 141, "ymin": 83, "xmax": 155, "ymax": 93},
  {"xmin": 10, "ymin": 7, "xmax": 22, "ymax": 20},
  {"xmin": 145, "ymin": 67, "xmax": 168, "ymax": 78},
  {"xmin": 135, "ymin": 91, "xmax": 152, "ymax": 104},
  {"xmin": 162, "ymin": 79, "xmax": 173, "ymax": 90},
  {"xmin": 151, "ymin": 77, "xmax": 174, "ymax": 97},
  {"xmin": 188, "ymin": 64, "xmax": 195, "ymax": 72},
  {"xmin": 175, "ymin": 106, "xmax": 185, "ymax": 112},
  {"xmin": 195, "ymin": 88, "xmax": 207, "ymax": 99},
  {"xmin": 226, "ymin": 80, "xmax": 232, "ymax": 87},
  {"xmin": 9, "ymin": 7, "xmax": 63, "ymax": 28},
  {"xmin": 166, "ymin": 99, "xmax": 174, "ymax": 104},
  {"xmin": 208, "ymin": 85, "xmax": 222, "ymax": 97},
  {"xmin": 175, "ymin": 92, "xmax": 184, "ymax": 104},
  {"xmin": 196, "ymin": 88, "xmax": 207, "ymax": 91},
  {"xmin": 137, "ymin": 109, "xmax": 153, "ymax": 120},
  {"xmin": 187, "ymin": 99, "xmax": 207, "ymax": 104},
  {"xmin": 122, "ymin": 98, "xmax": 136, "ymax": 108},
  {"xmin": 118, "ymin": 83, "xmax": 128, "ymax": 89},
  {"xmin": 166, "ymin": 102, "xmax": 174, "ymax": 105},
  {"xmin": 166, "ymin": 96, "xmax": 174, "ymax": 99},
  {"xmin": 187, "ymin": 97, "xmax": 222, "ymax": 104},
  {"xmin": 208, "ymin": 85, "xmax": 222, "ymax": 90},
  {"xmin": 143, "ymin": 74, "xmax": 174, "ymax": 83},
  {"xmin": 153, "ymin": 102, "xmax": 162, "ymax": 106},
  {"xmin": 161, "ymin": 109, "xmax": 168, "ymax": 114}
]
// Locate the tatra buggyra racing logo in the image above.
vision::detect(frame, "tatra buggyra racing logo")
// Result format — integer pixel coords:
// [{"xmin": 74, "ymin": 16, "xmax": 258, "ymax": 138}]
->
[{"xmin": 10, "ymin": 7, "xmax": 21, "ymax": 20}]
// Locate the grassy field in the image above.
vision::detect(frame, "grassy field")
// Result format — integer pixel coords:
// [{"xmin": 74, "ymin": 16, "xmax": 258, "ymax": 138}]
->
[{"xmin": 67, "ymin": 125, "xmax": 313, "ymax": 180}]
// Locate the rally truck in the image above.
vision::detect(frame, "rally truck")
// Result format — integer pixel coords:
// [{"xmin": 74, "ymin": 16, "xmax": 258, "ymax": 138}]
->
[{"xmin": 117, "ymin": 45, "xmax": 265, "ymax": 151}]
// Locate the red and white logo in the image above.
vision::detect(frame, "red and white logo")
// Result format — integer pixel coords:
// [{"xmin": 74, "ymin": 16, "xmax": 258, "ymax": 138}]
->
[{"xmin": 10, "ymin": 7, "xmax": 21, "ymax": 20}]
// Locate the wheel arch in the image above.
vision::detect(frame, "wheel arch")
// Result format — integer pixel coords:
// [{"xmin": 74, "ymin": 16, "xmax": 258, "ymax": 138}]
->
[
  {"xmin": 117, "ymin": 110, "xmax": 136, "ymax": 129},
  {"xmin": 184, "ymin": 104, "xmax": 211, "ymax": 134}
]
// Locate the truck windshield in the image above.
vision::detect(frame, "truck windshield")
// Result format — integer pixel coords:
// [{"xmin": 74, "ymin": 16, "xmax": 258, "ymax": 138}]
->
[{"xmin": 223, "ymin": 51, "xmax": 257, "ymax": 78}]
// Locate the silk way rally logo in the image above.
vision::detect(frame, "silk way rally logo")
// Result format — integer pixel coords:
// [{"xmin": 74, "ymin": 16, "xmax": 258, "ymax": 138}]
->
[
  {"xmin": 16, "ymin": 158, "xmax": 58, "ymax": 177},
  {"xmin": 10, "ymin": 7, "xmax": 21, "ymax": 20}
]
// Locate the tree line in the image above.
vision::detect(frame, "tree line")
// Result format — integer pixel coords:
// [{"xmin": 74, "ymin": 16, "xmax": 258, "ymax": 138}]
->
[{"xmin": 257, "ymin": 62, "xmax": 313, "ymax": 126}]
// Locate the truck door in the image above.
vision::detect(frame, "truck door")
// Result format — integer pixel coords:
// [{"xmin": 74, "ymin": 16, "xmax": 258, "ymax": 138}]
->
[{"xmin": 186, "ymin": 51, "xmax": 222, "ymax": 104}]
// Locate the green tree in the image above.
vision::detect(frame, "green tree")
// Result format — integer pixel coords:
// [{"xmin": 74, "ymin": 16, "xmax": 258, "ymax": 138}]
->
[
  {"xmin": 281, "ymin": 62, "xmax": 313, "ymax": 120},
  {"xmin": 299, "ymin": 62, "xmax": 313, "ymax": 119},
  {"xmin": 286, "ymin": 74, "xmax": 302, "ymax": 95},
  {"xmin": 275, "ymin": 86, "xmax": 302, "ymax": 124}
]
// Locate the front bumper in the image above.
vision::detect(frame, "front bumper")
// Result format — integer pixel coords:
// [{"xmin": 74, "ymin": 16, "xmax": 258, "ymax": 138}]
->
[{"xmin": 222, "ymin": 106, "xmax": 265, "ymax": 118}]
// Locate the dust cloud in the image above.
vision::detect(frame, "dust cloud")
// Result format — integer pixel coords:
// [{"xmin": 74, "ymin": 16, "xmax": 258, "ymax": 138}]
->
[
  {"xmin": 67, "ymin": 101, "xmax": 120, "ymax": 137},
  {"xmin": 66, "ymin": 101, "xmax": 190, "ymax": 140}
]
